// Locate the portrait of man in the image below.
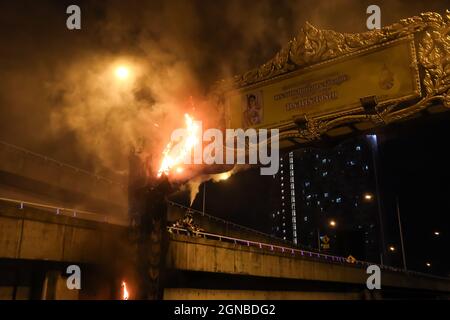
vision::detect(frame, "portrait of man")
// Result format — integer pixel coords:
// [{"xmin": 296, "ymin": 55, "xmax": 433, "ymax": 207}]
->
[{"xmin": 242, "ymin": 91, "xmax": 263, "ymax": 128}]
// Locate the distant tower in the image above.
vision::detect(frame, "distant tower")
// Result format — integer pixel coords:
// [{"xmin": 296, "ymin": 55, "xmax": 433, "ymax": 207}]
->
[{"xmin": 270, "ymin": 135, "xmax": 382, "ymax": 262}]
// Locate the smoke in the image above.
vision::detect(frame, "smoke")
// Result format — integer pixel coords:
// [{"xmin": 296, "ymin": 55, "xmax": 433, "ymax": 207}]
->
[
  {"xmin": 181, "ymin": 164, "xmax": 251, "ymax": 205},
  {"xmin": 48, "ymin": 52, "xmax": 204, "ymax": 176},
  {"xmin": 0, "ymin": 0, "xmax": 446, "ymax": 180}
]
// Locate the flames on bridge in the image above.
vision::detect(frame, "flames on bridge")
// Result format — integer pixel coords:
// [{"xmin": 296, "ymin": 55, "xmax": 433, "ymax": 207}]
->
[{"xmin": 157, "ymin": 113, "xmax": 200, "ymax": 178}]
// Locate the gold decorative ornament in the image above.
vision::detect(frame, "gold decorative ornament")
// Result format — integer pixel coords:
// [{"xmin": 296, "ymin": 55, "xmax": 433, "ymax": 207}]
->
[{"xmin": 217, "ymin": 11, "xmax": 450, "ymax": 142}]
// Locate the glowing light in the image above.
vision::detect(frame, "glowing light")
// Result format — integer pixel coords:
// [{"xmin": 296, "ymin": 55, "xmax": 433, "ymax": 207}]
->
[
  {"xmin": 217, "ymin": 172, "xmax": 231, "ymax": 181},
  {"xmin": 175, "ymin": 167, "xmax": 184, "ymax": 174},
  {"xmin": 364, "ymin": 193, "xmax": 374, "ymax": 200},
  {"xmin": 158, "ymin": 114, "xmax": 199, "ymax": 177},
  {"xmin": 115, "ymin": 66, "xmax": 130, "ymax": 80},
  {"xmin": 121, "ymin": 281, "xmax": 129, "ymax": 300},
  {"xmin": 389, "ymin": 246, "xmax": 396, "ymax": 252},
  {"xmin": 329, "ymin": 220, "xmax": 336, "ymax": 227},
  {"xmin": 426, "ymin": 262, "xmax": 431, "ymax": 267},
  {"xmin": 434, "ymin": 231, "xmax": 440, "ymax": 236}
]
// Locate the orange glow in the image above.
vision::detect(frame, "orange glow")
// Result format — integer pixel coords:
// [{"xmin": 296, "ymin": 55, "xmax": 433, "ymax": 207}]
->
[
  {"xmin": 158, "ymin": 114, "xmax": 199, "ymax": 177},
  {"xmin": 115, "ymin": 66, "xmax": 129, "ymax": 80},
  {"xmin": 175, "ymin": 167, "xmax": 184, "ymax": 173},
  {"xmin": 121, "ymin": 281, "xmax": 129, "ymax": 300},
  {"xmin": 215, "ymin": 171, "xmax": 231, "ymax": 181}
]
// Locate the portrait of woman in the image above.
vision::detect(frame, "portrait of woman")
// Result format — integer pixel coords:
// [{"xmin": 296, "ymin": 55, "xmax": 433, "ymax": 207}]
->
[{"xmin": 242, "ymin": 92, "xmax": 263, "ymax": 128}]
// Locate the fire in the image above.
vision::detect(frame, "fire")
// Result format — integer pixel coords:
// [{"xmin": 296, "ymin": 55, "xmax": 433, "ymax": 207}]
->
[
  {"xmin": 157, "ymin": 113, "xmax": 200, "ymax": 177},
  {"xmin": 121, "ymin": 281, "xmax": 129, "ymax": 300},
  {"xmin": 215, "ymin": 171, "xmax": 231, "ymax": 181}
]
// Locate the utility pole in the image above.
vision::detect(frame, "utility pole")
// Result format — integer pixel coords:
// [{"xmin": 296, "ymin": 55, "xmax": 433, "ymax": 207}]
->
[
  {"xmin": 202, "ymin": 183, "xmax": 206, "ymax": 214},
  {"xmin": 396, "ymin": 196, "xmax": 407, "ymax": 271},
  {"xmin": 317, "ymin": 229, "xmax": 321, "ymax": 252}
]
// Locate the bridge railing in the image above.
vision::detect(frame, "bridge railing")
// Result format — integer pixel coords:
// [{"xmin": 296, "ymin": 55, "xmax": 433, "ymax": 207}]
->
[
  {"xmin": 0, "ymin": 196, "xmax": 127, "ymax": 226},
  {"xmin": 168, "ymin": 226, "xmax": 449, "ymax": 280},
  {"xmin": 0, "ymin": 140, "xmax": 124, "ymax": 188},
  {"xmin": 167, "ymin": 200, "xmax": 293, "ymax": 246}
]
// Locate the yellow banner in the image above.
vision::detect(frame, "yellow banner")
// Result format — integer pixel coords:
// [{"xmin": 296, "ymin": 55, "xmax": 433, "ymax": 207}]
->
[{"xmin": 226, "ymin": 37, "xmax": 420, "ymax": 129}]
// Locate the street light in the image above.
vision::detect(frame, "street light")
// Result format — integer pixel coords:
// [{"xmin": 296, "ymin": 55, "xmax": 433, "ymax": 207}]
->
[
  {"xmin": 433, "ymin": 231, "xmax": 440, "ymax": 236},
  {"xmin": 388, "ymin": 245, "xmax": 396, "ymax": 252},
  {"xmin": 115, "ymin": 65, "xmax": 130, "ymax": 80},
  {"xmin": 363, "ymin": 193, "xmax": 374, "ymax": 201},
  {"xmin": 329, "ymin": 220, "xmax": 336, "ymax": 227},
  {"xmin": 426, "ymin": 262, "xmax": 431, "ymax": 268}
]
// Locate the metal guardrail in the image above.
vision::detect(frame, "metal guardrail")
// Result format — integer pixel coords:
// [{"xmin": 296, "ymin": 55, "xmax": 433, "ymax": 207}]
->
[
  {"xmin": 167, "ymin": 200, "xmax": 294, "ymax": 246},
  {"xmin": 0, "ymin": 196, "xmax": 127, "ymax": 226},
  {"xmin": 1, "ymin": 196, "xmax": 447, "ymax": 281},
  {"xmin": 0, "ymin": 140, "xmax": 124, "ymax": 187},
  {"xmin": 169, "ymin": 225, "xmax": 349, "ymax": 263},
  {"xmin": 168, "ymin": 226, "xmax": 450, "ymax": 281}
]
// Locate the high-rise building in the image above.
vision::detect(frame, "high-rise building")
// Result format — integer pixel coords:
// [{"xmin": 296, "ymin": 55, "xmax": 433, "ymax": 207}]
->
[{"xmin": 270, "ymin": 135, "xmax": 383, "ymax": 262}]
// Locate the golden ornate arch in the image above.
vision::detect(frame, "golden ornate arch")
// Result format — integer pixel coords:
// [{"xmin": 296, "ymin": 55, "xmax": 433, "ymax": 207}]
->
[{"xmin": 215, "ymin": 11, "xmax": 450, "ymax": 144}]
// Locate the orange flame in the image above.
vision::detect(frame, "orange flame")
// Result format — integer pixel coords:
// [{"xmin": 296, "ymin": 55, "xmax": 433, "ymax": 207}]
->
[
  {"xmin": 121, "ymin": 281, "xmax": 129, "ymax": 300},
  {"xmin": 157, "ymin": 113, "xmax": 199, "ymax": 177}
]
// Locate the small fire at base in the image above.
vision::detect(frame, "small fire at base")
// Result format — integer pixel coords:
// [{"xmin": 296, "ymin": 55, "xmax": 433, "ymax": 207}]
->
[{"xmin": 121, "ymin": 281, "xmax": 129, "ymax": 300}]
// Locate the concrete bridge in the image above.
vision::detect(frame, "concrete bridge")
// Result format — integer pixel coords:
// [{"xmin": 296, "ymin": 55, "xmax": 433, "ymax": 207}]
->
[
  {"xmin": 164, "ymin": 230, "xmax": 450, "ymax": 300},
  {"xmin": 1, "ymin": 198, "xmax": 449, "ymax": 300},
  {"xmin": 1, "ymin": 141, "xmax": 449, "ymax": 299},
  {"xmin": 0, "ymin": 197, "xmax": 128, "ymax": 299},
  {"xmin": 0, "ymin": 141, "xmax": 127, "ymax": 216}
]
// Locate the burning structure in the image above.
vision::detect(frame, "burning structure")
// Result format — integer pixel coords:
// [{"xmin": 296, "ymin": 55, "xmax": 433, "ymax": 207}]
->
[{"xmin": 127, "ymin": 113, "xmax": 208, "ymax": 299}]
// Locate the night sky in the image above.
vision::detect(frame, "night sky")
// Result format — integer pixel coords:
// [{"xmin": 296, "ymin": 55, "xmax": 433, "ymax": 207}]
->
[{"xmin": 0, "ymin": 1, "xmax": 449, "ymax": 275}]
